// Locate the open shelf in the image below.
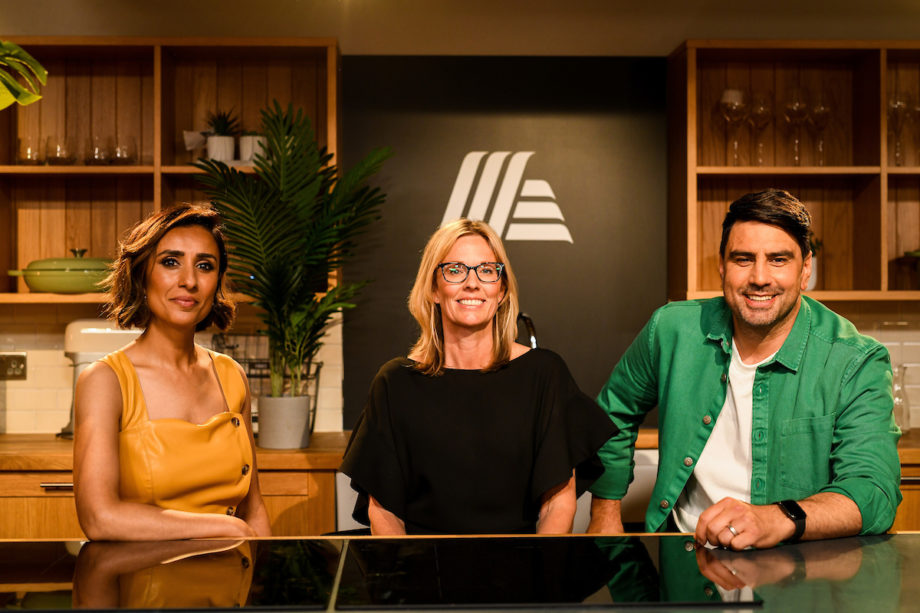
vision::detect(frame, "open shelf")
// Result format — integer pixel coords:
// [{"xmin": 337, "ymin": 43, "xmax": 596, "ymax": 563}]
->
[
  {"xmin": 0, "ymin": 37, "xmax": 338, "ymax": 307},
  {"xmin": 669, "ymin": 40, "xmax": 920, "ymax": 303}
]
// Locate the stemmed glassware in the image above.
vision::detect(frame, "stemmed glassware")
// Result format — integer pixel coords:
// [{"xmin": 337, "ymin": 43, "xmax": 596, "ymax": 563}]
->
[
  {"xmin": 809, "ymin": 92, "xmax": 832, "ymax": 167},
  {"xmin": 719, "ymin": 88, "xmax": 748, "ymax": 166},
  {"xmin": 748, "ymin": 92, "xmax": 773, "ymax": 166},
  {"xmin": 783, "ymin": 88, "xmax": 809, "ymax": 166},
  {"xmin": 889, "ymin": 91, "xmax": 911, "ymax": 167}
]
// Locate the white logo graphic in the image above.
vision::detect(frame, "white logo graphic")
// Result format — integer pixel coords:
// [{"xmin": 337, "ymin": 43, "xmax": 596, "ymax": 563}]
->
[{"xmin": 442, "ymin": 152, "xmax": 573, "ymax": 243}]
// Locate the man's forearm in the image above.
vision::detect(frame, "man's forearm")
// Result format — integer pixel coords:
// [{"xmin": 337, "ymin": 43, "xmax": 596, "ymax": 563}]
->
[
  {"xmin": 587, "ymin": 496, "xmax": 624, "ymax": 533},
  {"xmin": 798, "ymin": 492, "xmax": 862, "ymax": 540}
]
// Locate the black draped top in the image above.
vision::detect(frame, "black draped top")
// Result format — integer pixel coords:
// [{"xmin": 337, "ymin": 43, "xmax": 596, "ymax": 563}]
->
[{"xmin": 340, "ymin": 348, "xmax": 618, "ymax": 534}]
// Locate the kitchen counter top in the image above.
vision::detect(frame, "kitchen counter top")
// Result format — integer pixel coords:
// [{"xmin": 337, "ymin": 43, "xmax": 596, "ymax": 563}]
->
[
  {"xmin": 2, "ymin": 533, "xmax": 918, "ymax": 611},
  {"xmin": 3, "ymin": 428, "xmax": 918, "ymax": 469},
  {"xmin": 0, "ymin": 431, "xmax": 350, "ymax": 471}
]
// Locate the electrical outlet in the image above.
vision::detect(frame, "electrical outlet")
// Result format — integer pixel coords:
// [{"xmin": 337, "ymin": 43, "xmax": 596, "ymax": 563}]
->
[{"xmin": 0, "ymin": 352, "xmax": 27, "ymax": 381}]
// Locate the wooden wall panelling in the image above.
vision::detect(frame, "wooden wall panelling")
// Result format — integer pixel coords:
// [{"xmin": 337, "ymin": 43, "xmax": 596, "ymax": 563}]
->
[
  {"xmin": 697, "ymin": 60, "xmax": 724, "ymax": 167},
  {"xmin": 853, "ymin": 176, "xmax": 882, "ymax": 290},
  {"xmin": 697, "ymin": 179, "xmax": 729, "ymax": 290},
  {"xmin": 775, "ymin": 61, "xmax": 807, "ymax": 167},
  {"xmin": 15, "ymin": 179, "xmax": 43, "ymax": 292},
  {"xmin": 0, "ymin": 181, "xmax": 12, "ymax": 292},
  {"xmin": 66, "ymin": 180, "xmax": 93, "ymax": 256},
  {"xmin": 90, "ymin": 178, "xmax": 117, "ymax": 259},
  {"xmin": 65, "ymin": 58, "xmax": 91, "ymax": 165},
  {"xmin": 90, "ymin": 60, "xmax": 117, "ymax": 164},
  {"xmin": 114, "ymin": 59, "xmax": 145, "ymax": 165},
  {"xmin": 853, "ymin": 51, "xmax": 882, "ymax": 167},
  {"xmin": 887, "ymin": 59, "xmax": 920, "ymax": 167},
  {"xmin": 242, "ymin": 60, "xmax": 269, "ymax": 133},
  {"xmin": 801, "ymin": 63, "xmax": 852, "ymax": 167},
  {"xmin": 216, "ymin": 60, "xmax": 243, "ymax": 139},
  {"xmin": 823, "ymin": 179, "xmax": 856, "ymax": 290},
  {"xmin": 798, "ymin": 181, "xmax": 825, "ymax": 290},
  {"xmin": 39, "ymin": 181, "xmax": 66, "ymax": 260},
  {"xmin": 292, "ymin": 55, "xmax": 322, "ymax": 146},
  {"xmin": 666, "ymin": 46, "xmax": 690, "ymax": 299},
  {"xmin": 39, "ymin": 59, "xmax": 66, "ymax": 160},
  {"xmin": 889, "ymin": 178, "xmax": 920, "ymax": 290},
  {"xmin": 749, "ymin": 61, "xmax": 776, "ymax": 167}
]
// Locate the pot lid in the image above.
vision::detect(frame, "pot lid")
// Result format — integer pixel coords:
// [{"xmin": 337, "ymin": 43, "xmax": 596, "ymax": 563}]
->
[{"xmin": 21, "ymin": 250, "xmax": 111, "ymax": 272}]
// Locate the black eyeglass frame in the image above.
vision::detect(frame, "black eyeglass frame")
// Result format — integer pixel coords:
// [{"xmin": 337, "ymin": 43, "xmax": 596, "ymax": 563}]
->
[{"xmin": 437, "ymin": 261, "xmax": 505, "ymax": 284}]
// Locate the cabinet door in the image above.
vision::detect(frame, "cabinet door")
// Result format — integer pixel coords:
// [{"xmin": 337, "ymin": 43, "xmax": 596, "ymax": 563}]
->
[
  {"xmin": 0, "ymin": 472, "xmax": 84, "ymax": 539},
  {"xmin": 259, "ymin": 470, "xmax": 336, "ymax": 536},
  {"xmin": 893, "ymin": 467, "xmax": 920, "ymax": 531}
]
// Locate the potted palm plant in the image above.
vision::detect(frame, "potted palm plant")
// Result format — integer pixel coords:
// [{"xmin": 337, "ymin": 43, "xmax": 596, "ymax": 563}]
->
[{"xmin": 195, "ymin": 101, "xmax": 389, "ymax": 448}]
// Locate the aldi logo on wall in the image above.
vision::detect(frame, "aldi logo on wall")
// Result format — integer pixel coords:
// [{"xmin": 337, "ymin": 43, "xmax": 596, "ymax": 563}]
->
[{"xmin": 442, "ymin": 151, "xmax": 574, "ymax": 243}]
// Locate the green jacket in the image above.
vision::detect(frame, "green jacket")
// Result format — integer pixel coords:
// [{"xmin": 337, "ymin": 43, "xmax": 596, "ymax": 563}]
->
[{"xmin": 590, "ymin": 296, "xmax": 902, "ymax": 534}]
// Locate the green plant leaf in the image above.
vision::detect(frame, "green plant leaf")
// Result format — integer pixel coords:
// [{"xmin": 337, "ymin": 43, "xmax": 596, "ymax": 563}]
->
[
  {"xmin": 195, "ymin": 101, "xmax": 389, "ymax": 396},
  {"xmin": 0, "ymin": 40, "xmax": 47, "ymax": 110}
]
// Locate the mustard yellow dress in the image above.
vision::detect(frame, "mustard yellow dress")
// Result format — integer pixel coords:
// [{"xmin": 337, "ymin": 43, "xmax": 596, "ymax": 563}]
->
[{"xmin": 101, "ymin": 349, "xmax": 253, "ymax": 516}]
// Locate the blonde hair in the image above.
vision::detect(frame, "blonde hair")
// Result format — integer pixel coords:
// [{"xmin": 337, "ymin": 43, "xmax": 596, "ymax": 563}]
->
[{"xmin": 408, "ymin": 219, "xmax": 520, "ymax": 375}]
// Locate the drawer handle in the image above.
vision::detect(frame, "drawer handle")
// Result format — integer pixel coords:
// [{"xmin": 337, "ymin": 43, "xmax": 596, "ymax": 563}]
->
[{"xmin": 39, "ymin": 482, "xmax": 74, "ymax": 490}]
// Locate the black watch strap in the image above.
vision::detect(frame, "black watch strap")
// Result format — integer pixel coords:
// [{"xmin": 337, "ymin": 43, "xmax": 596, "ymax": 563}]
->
[{"xmin": 775, "ymin": 499, "xmax": 807, "ymax": 542}]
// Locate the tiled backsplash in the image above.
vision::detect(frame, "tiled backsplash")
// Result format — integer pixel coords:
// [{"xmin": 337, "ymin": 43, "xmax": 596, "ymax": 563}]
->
[
  {"xmin": 0, "ymin": 309, "xmax": 344, "ymax": 434},
  {"xmin": 863, "ymin": 321, "xmax": 920, "ymax": 430}
]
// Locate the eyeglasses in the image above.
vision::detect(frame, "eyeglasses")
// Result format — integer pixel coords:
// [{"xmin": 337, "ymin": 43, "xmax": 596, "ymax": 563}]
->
[{"xmin": 437, "ymin": 261, "xmax": 504, "ymax": 284}]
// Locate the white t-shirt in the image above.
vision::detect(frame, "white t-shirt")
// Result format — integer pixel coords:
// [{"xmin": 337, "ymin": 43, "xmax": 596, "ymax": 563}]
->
[{"xmin": 673, "ymin": 340, "xmax": 774, "ymax": 533}]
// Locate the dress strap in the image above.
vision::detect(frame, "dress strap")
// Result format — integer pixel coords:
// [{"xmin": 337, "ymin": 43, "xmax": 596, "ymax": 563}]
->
[
  {"xmin": 99, "ymin": 350, "xmax": 145, "ymax": 430},
  {"xmin": 207, "ymin": 350, "xmax": 247, "ymax": 414}
]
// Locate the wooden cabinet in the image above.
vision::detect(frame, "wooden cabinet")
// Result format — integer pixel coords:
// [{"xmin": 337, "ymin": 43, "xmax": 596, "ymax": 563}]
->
[
  {"xmin": 0, "ymin": 433, "xmax": 347, "ymax": 539},
  {"xmin": 893, "ymin": 430, "xmax": 920, "ymax": 531},
  {"xmin": 0, "ymin": 36, "xmax": 338, "ymax": 305},
  {"xmin": 668, "ymin": 40, "xmax": 920, "ymax": 304}
]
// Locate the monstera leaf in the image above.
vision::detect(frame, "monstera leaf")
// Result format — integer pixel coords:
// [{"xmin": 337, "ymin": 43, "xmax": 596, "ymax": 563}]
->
[{"xmin": 0, "ymin": 40, "xmax": 47, "ymax": 111}]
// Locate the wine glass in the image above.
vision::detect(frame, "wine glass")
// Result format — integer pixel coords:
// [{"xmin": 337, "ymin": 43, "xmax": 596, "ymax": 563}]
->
[
  {"xmin": 783, "ymin": 88, "xmax": 809, "ymax": 166},
  {"xmin": 719, "ymin": 88, "xmax": 748, "ymax": 166},
  {"xmin": 748, "ymin": 91, "xmax": 773, "ymax": 166},
  {"xmin": 889, "ymin": 92, "xmax": 911, "ymax": 167},
  {"xmin": 809, "ymin": 92, "xmax": 832, "ymax": 167}
]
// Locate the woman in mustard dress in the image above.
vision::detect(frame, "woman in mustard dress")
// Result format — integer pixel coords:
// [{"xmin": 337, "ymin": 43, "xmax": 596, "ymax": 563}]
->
[{"xmin": 73, "ymin": 205, "xmax": 270, "ymax": 540}]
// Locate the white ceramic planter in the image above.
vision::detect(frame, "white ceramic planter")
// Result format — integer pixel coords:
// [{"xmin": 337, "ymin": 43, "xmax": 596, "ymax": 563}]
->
[
  {"xmin": 257, "ymin": 395, "xmax": 312, "ymax": 449},
  {"xmin": 806, "ymin": 255, "xmax": 818, "ymax": 291},
  {"xmin": 207, "ymin": 135, "xmax": 235, "ymax": 162},
  {"xmin": 239, "ymin": 135, "xmax": 266, "ymax": 163}
]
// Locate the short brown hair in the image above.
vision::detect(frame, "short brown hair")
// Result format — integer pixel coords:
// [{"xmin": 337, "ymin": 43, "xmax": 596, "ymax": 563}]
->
[
  {"xmin": 102, "ymin": 205, "xmax": 235, "ymax": 332},
  {"xmin": 720, "ymin": 189, "xmax": 812, "ymax": 259},
  {"xmin": 408, "ymin": 219, "xmax": 519, "ymax": 375}
]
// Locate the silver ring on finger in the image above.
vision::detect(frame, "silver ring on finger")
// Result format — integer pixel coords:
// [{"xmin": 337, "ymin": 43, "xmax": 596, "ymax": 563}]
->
[{"xmin": 728, "ymin": 524, "xmax": 739, "ymax": 537}]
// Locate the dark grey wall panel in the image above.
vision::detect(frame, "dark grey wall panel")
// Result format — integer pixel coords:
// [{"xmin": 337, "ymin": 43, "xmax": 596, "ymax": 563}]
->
[{"xmin": 341, "ymin": 57, "xmax": 667, "ymax": 428}]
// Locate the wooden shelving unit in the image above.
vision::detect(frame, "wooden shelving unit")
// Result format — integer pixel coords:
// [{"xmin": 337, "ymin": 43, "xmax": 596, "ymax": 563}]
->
[
  {"xmin": 668, "ymin": 40, "xmax": 920, "ymax": 302},
  {"xmin": 0, "ymin": 36, "xmax": 338, "ymax": 305}
]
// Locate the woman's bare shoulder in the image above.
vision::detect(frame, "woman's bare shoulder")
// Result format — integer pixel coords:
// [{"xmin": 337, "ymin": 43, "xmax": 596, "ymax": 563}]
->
[
  {"xmin": 77, "ymin": 359, "xmax": 120, "ymax": 390},
  {"xmin": 510, "ymin": 342, "xmax": 532, "ymax": 360}
]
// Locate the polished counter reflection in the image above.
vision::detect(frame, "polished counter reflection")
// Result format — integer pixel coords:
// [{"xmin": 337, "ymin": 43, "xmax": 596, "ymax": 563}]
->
[{"xmin": 0, "ymin": 534, "xmax": 914, "ymax": 611}]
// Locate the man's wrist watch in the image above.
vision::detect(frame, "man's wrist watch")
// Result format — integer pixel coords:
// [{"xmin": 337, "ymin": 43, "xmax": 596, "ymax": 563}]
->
[{"xmin": 775, "ymin": 499, "xmax": 807, "ymax": 542}]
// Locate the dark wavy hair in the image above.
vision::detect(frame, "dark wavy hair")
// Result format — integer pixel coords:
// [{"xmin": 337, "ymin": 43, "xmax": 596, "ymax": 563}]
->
[
  {"xmin": 102, "ymin": 204, "xmax": 235, "ymax": 332},
  {"xmin": 720, "ymin": 189, "xmax": 812, "ymax": 259}
]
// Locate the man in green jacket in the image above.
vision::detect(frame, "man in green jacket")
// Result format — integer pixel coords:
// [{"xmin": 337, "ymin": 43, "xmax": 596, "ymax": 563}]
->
[{"xmin": 588, "ymin": 189, "xmax": 901, "ymax": 549}]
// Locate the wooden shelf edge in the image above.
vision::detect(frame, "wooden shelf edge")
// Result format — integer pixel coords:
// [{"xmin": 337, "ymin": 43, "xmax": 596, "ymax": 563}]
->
[
  {"xmin": 696, "ymin": 166, "xmax": 881, "ymax": 175},
  {"xmin": 0, "ymin": 165, "xmax": 155, "ymax": 175},
  {"xmin": 161, "ymin": 165, "xmax": 255, "ymax": 175},
  {"xmin": 0, "ymin": 293, "xmax": 105, "ymax": 304}
]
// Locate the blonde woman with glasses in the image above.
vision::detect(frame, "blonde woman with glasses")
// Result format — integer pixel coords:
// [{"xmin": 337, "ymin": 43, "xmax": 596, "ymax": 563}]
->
[{"xmin": 341, "ymin": 219, "xmax": 616, "ymax": 535}]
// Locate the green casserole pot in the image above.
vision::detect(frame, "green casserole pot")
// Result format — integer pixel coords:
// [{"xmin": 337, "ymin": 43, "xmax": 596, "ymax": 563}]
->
[{"xmin": 9, "ymin": 250, "xmax": 111, "ymax": 293}]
